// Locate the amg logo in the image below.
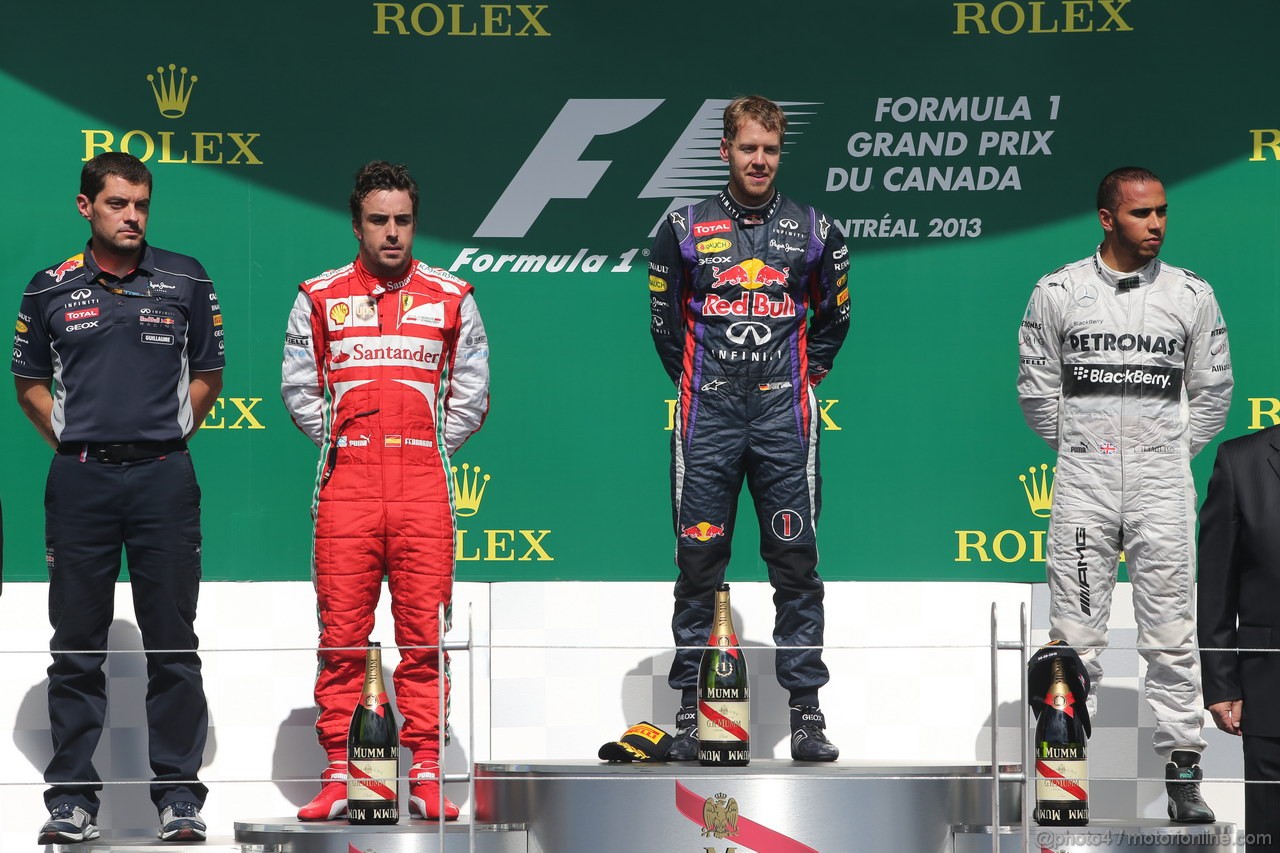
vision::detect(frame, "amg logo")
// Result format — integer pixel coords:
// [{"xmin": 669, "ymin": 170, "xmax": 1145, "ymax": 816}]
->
[{"xmin": 1075, "ymin": 526, "xmax": 1090, "ymax": 615}]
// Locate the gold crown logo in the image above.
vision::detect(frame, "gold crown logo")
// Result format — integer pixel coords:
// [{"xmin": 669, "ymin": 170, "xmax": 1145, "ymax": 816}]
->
[
  {"xmin": 1019, "ymin": 463, "xmax": 1055, "ymax": 518},
  {"xmin": 147, "ymin": 64, "xmax": 198, "ymax": 119},
  {"xmin": 451, "ymin": 463, "xmax": 490, "ymax": 518}
]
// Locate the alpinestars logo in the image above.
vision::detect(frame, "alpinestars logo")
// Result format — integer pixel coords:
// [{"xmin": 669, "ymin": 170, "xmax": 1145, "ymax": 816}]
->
[{"xmin": 470, "ymin": 98, "xmax": 820, "ymax": 240}]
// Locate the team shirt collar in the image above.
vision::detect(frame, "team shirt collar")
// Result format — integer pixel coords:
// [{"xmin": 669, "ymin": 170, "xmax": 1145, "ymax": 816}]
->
[
  {"xmin": 1093, "ymin": 250, "xmax": 1160, "ymax": 290},
  {"xmin": 717, "ymin": 189, "xmax": 781, "ymax": 226},
  {"xmin": 355, "ymin": 255, "xmax": 417, "ymax": 296}
]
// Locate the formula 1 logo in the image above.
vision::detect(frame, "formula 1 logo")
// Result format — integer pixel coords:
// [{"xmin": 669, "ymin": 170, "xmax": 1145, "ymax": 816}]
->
[{"xmin": 475, "ymin": 98, "xmax": 820, "ymax": 238}]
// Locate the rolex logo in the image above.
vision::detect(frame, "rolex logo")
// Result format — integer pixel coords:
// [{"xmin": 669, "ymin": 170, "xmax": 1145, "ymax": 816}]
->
[
  {"xmin": 147, "ymin": 64, "xmax": 198, "ymax": 119},
  {"xmin": 451, "ymin": 463, "xmax": 490, "ymax": 518},
  {"xmin": 82, "ymin": 65, "xmax": 262, "ymax": 166},
  {"xmin": 1019, "ymin": 463, "xmax": 1055, "ymax": 518},
  {"xmin": 955, "ymin": 462, "xmax": 1056, "ymax": 564}
]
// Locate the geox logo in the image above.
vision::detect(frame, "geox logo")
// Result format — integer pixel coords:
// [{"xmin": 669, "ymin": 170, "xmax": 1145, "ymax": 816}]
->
[{"xmin": 1075, "ymin": 526, "xmax": 1090, "ymax": 615}]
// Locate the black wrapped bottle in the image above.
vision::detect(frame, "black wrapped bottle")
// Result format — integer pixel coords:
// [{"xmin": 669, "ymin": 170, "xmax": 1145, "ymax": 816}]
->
[
  {"xmin": 1034, "ymin": 657, "xmax": 1088, "ymax": 826},
  {"xmin": 347, "ymin": 642, "xmax": 400, "ymax": 824},
  {"xmin": 697, "ymin": 584, "xmax": 750, "ymax": 766}
]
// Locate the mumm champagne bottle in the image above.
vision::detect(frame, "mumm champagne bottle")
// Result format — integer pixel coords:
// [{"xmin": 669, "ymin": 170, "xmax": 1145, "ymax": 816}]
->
[
  {"xmin": 1034, "ymin": 657, "xmax": 1088, "ymax": 826},
  {"xmin": 347, "ymin": 642, "xmax": 400, "ymax": 824},
  {"xmin": 697, "ymin": 584, "xmax": 750, "ymax": 766}
]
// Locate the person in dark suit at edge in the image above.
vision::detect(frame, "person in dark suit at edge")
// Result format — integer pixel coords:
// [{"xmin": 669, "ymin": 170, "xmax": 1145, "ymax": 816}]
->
[{"xmin": 1198, "ymin": 424, "xmax": 1280, "ymax": 852}]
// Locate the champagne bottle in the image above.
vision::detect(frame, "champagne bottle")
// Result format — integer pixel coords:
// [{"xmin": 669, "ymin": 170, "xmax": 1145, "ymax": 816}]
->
[
  {"xmin": 698, "ymin": 583, "xmax": 750, "ymax": 766},
  {"xmin": 347, "ymin": 642, "xmax": 399, "ymax": 825},
  {"xmin": 1034, "ymin": 657, "xmax": 1088, "ymax": 826}
]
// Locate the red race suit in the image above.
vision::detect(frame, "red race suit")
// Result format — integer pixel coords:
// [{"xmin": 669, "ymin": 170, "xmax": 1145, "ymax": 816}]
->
[{"xmin": 281, "ymin": 256, "xmax": 489, "ymax": 759}]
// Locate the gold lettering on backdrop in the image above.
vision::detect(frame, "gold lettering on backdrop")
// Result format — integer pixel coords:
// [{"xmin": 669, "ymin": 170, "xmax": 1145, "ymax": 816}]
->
[
  {"xmin": 1248, "ymin": 397, "xmax": 1280, "ymax": 429},
  {"xmin": 373, "ymin": 3, "xmax": 550, "ymax": 36},
  {"xmin": 82, "ymin": 130, "xmax": 263, "ymax": 165},
  {"xmin": 1249, "ymin": 130, "xmax": 1280, "ymax": 162},
  {"xmin": 455, "ymin": 530, "xmax": 553, "ymax": 561},
  {"xmin": 202, "ymin": 397, "xmax": 266, "ymax": 430},
  {"xmin": 80, "ymin": 65, "xmax": 264, "ymax": 166},
  {"xmin": 953, "ymin": 0, "xmax": 1132, "ymax": 35},
  {"xmin": 664, "ymin": 400, "xmax": 841, "ymax": 431}
]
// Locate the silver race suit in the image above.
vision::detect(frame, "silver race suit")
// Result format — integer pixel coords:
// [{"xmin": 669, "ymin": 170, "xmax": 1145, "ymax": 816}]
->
[{"xmin": 1018, "ymin": 251, "xmax": 1232, "ymax": 755}]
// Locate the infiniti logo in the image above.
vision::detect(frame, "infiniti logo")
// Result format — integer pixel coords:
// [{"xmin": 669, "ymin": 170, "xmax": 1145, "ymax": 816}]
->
[
  {"xmin": 71, "ymin": 288, "xmax": 93, "ymax": 300},
  {"xmin": 726, "ymin": 321, "xmax": 771, "ymax": 346},
  {"xmin": 779, "ymin": 218, "xmax": 800, "ymax": 229}
]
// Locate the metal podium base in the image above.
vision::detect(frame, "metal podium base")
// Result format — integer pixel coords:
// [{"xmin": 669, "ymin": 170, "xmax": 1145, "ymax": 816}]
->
[
  {"xmin": 231, "ymin": 764, "xmax": 1238, "ymax": 853},
  {"xmin": 475, "ymin": 758, "xmax": 1021, "ymax": 853},
  {"xmin": 954, "ymin": 820, "xmax": 1240, "ymax": 853},
  {"xmin": 232, "ymin": 819, "xmax": 527, "ymax": 852}
]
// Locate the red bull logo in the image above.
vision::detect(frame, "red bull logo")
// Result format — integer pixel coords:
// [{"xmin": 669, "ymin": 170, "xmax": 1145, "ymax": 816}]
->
[
  {"xmin": 681, "ymin": 521, "xmax": 725, "ymax": 542},
  {"xmin": 704, "ymin": 292, "xmax": 796, "ymax": 319},
  {"xmin": 48, "ymin": 255, "xmax": 85, "ymax": 283},
  {"xmin": 711, "ymin": 258, "xmax": 790, "ymax": 291}
]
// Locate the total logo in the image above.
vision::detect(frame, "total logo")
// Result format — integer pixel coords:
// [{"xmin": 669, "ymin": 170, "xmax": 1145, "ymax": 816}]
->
[
  {"xmin": 81, "ymin": 63, "xmax": 263, "ymax": 165},
  {"xmin": 451, "ymin": 462, "xmax": 553, "ymax": 561},
  {"xmin": 450, "ymin": 98, "xmax": 819, "ymax": 275}
]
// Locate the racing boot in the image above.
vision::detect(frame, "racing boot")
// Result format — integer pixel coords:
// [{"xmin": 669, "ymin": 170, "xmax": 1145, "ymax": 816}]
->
[
  {"xmin": 1166, "ymin": 750, "xmax": 1215, "ymax": 823},
  {"xmin": 298, "ymin": 762, "xmax": 348, "ymax": 821},
  {"xmin": 409, "ymin": 759, "xmax": 460, "ymax": 820},
  {"xmin": 790, "ymin": 705, "xmax": 840, "ymax": 762},
  {"xmin": 667, "ymin": 706, "xmax": 698, "ymax": 761}
]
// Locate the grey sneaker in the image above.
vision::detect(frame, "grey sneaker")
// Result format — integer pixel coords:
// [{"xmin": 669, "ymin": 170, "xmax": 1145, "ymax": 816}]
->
[
  {"xmin": 158, "ymin": 801, "xmax": 207, "ymax": 842},
  {"xmin": 1166, "ymin": 750, "xmax": 1215, "ymax": 824},
  {"xmin": 38, "ymin": 803, "xmax": 100, "ymax": 844}
]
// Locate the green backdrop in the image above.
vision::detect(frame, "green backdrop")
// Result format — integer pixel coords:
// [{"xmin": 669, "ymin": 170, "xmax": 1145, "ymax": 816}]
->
[{"xmin": 3, "ymin": 0, "xmax": 1279, "ymax": 583}]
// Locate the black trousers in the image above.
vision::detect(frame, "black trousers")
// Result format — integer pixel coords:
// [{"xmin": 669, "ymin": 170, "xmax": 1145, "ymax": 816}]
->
[
  {"xmin": 1244, "ymin": 733, "xmax": 1280, "ymax": 853},
  {"xmin": 667, "ymin": 383, "xmax": 829, "ymax": 708},
  {"xmin": 44, "ymin": 451, "xmax": 208, "ymax": 813}
]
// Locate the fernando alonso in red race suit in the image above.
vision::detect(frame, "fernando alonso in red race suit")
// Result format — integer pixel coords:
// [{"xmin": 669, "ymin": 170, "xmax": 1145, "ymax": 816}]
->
[
  {"xmin": 649, "ymin": 96, "xmax": 851, "ymax": 761},
  {"xmin": 282, "ymin": 161, "xmax": 489, "ymax": 820}
]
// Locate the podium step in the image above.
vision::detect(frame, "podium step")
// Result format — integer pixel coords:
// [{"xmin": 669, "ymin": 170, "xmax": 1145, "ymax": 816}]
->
[
  {"xmin": 233, "ymin": 819, "xmax": 527, "ymax": 853},
  {"xmin": 953, "ymin": 820, "xmax": 1240, "ymax": 853},
  {"xmin": 477, "ymin": 758, "xmax": 1022, "ymax": 853}
]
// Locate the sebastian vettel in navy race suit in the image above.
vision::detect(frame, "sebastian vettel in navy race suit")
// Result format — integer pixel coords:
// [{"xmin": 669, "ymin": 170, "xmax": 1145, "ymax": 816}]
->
[{"xmin": 648, "ymin": 96, "xmax": 850, "ymax": 762}]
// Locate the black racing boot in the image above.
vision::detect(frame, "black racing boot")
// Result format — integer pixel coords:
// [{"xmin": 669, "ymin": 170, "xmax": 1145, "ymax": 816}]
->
[
  {"xmin": 790, "ymin": 705, "xmax": 840, "ymax": 762},
  {"xmin": 668, "ymin": 706, "xmax": 698, "ymax": 761},
  {"xmin": 1166, "ymin": 750, "xmax": 1215, "ymax": 823}
]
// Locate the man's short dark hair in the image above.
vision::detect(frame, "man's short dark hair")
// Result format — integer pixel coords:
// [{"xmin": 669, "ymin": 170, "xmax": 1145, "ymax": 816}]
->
[
  {"xmin": 723, "ymin": 95, "xmax": 788, "ymax": 142},
  {"xmin": 349, "ymin": 161, "xmax": 419, "ymax": 221},
  {"xmin": 80, "ymin": 152, "xmax": 152, "ymax": 201},
  {"xmin": 1097, "ymin": 166, "xmax": 1162, "ymax": 212}
]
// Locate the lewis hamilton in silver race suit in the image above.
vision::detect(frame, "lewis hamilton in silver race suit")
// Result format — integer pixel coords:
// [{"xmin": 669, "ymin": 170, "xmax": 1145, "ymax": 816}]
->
[{"xmin": 1018, "ymin": 167, "xmax": 1232, "ymax": 822}]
